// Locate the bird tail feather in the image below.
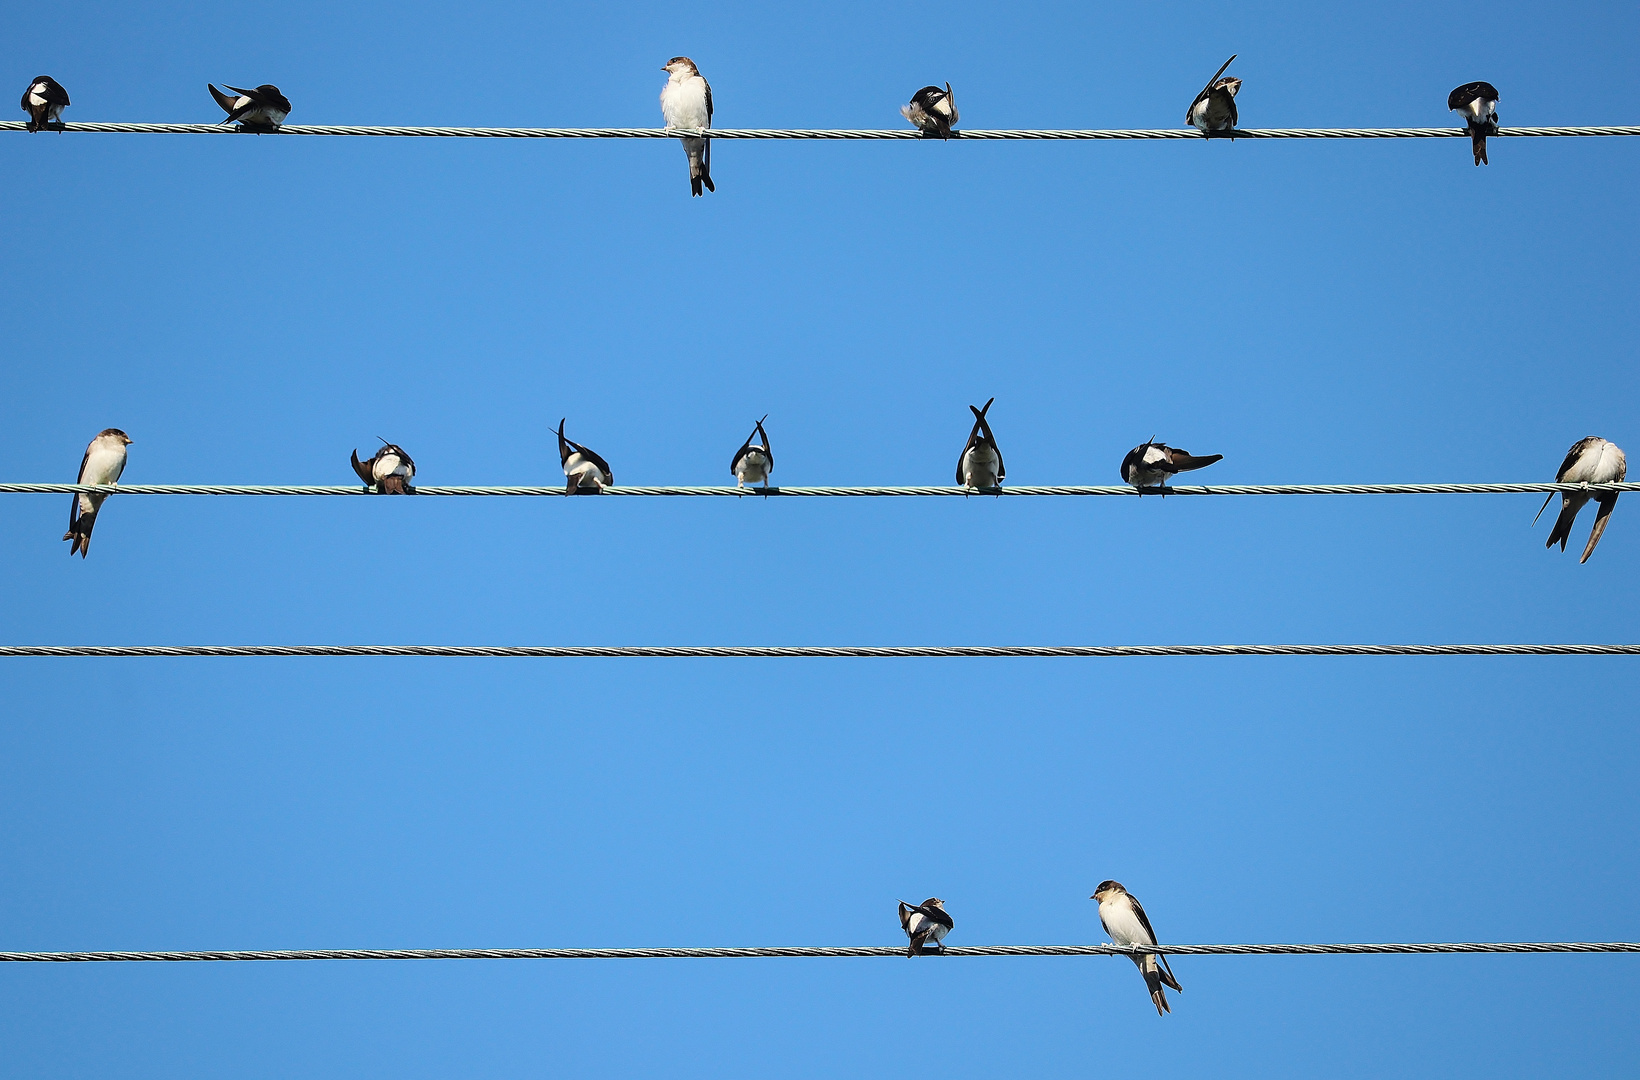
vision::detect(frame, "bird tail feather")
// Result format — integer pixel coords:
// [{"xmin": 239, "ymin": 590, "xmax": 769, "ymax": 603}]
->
[
  {"xmin": 1547, "ymin": 495, "xmax": 1586, "ymax": 552},
  {"xmin": 1581, "ymin": 494, "xmax": 1619, "ymax": 563},
  {"xmin": 64, "ymin": 510, "xmax": 94, "ymax": 558},
  {"xmin": 1471, "ymin": 130, "xmax": 1488, "ymax": 166},
  {"xmin": 1171, "ymin": 453, "xmax": 1223, "ymax": 473}
]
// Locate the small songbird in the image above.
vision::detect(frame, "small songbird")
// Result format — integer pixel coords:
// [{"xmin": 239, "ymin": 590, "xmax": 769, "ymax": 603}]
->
[
  {"xmin": 901, "ymin": 83, "xmax": 958, "ymax": 140},
  {"xmin": 731, "ymin": 415, "xmax": 774, "ymax": 489},
  {"xmin": 1121, "ymin": 441, "xmax": 1223, "ymax": 490},
  {"xmin": 1187, "ymin": 55, "xmax": 1241, "ymax": 136},
  {"xmin": 63, "ymin": 428, "xmax": 132, "ymax": 558},
  {"xmin": 558, "ymin": 418, "xmax": 613, "ymax": 494},
  {"xmin": 209, "ymin": 83, "xmax": 292, "ymax": 130},
  {"xmin": 898, "ymin": 898, "xmax": 954, "ymax": 957},
  {"xmin": 660, "ymin": 57, "xmax": 714, "ymax": 196},
  {"xmin": 957, "ymin": 397, "xmax": 1005, "ymax": 490},
  {"xmin": 350, "ymin": 440, "xmax": 417, "ymax": 494},
  {"xmin": 21, "ymin": 75, "xmax": 70, "ymax": 132},
  {"xmin": 1534, "ymin": 437, "xmax": 1626, "ymax": 563},
  {"xmin": 1092, "ymin": 880, "xmax": 1182, "ymax": 1017},
  {"xmin": 1448, "ymin": 81, "xmax": 1500, "ymax": 166}
]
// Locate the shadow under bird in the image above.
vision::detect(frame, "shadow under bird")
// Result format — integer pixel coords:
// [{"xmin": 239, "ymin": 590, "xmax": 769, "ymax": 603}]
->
[
  {"xmin": 731, "ymin": 415, "xmax": 774, "ymax": 489},
  {"xmin": 350, "ymin": 440, "xmax": 417, "ymax": 494},
  {"xmin": 209, "ymin": 83, "xmax": 291, "ymax": 130},
  {"xmin": 957, "ymin": 397, "xmax": 1005, "ymax": 490},
  {"xmin": 1092, "ymin": 880, "xmax": 1182, "ymax": 1016},
  {"xmin": 1121, "ymin": 441, "xmax": 1222, "ymax": 491},
  {"xmin": 898, "ymin": 898, "xmax": 953, "ymax": 957},
  {"xmin": 64, "ymin": 428, "xmax": 132, "ymax": 558},
  {"xmin": 660, "ymin": 57, "xmax": 714, "ymax": 196},
  {"xmin": 901, "ymin": 83, "xmax": 957, "ymax": 139},
  {"xmin": 1535, "ymin": 436, "xmax": 1626, "ymax": 563},
  {"xmin": 558, "ymin": 419, "xmax": 613, "ymax": 494},
  {"xmin": 1448, "ymin": 81, "xmax": 1500, "ymax": 165},
  {"xmin": 1187, "ymin": 55, "xmax": 1241, "ymax": 136},
  {"xmin": 21, "ymin": 76, "xmax": 69, "ymax": 132}
]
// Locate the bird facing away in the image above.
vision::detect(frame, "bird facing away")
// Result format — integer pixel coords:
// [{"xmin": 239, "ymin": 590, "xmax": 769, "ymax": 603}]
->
[
  {"xmin": 1092, "ymin": 880, "xmax": 1182, "ymax": 1016},
  {"xmin": 209, "ymin": 83, "xmax": 291, "ymax": 130},
  {"xmin": 558, "ymin": 418, "xmax": 614, "ymax": 494},
  {"xmin": 64, "ymin": 428, "xmax": 131, "ymax": 558},
  {"xmin": 1534, "ymin": 437, "xmax": 1626, "ymax": 563},
  {"xmin": 901, "ymin": 84, "xmax": 958, "ymax": 139},
  {"xmin": 957, "ymin": 397, "xmax": 1005, "ymax": 489},
  {"xmin": 21, "ymin": 76, "xmax": 69, "ymax": 132},
  {"xmin": 1448, "ymin": 81, "xmax": 1499, "ymax": 165},
  {"xmin": 660, "ymin": 57, "xmax": 714, "ymax": 196},
  {"xmin": 1187, "ymin": 55, "xmax": 1241, "ymax": 136},
  {"xmin": 731, "ymin": 416, "xmax": 774, "ymax": 489},
  {"xmin": 898, "ymin": 898, "xmax": 954, "ymax": 957},
  {"xmin": 350, "ymin": 441, "xmax": 417, "ymax": 494},
  {"xmin": 1121, "ymin": 441, "xmax": 1223, "ymax": 490}
]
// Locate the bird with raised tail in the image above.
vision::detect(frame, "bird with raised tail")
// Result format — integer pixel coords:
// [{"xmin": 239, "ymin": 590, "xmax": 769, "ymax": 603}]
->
[
  {"xmin": 64, "ymin": 428, "xmax": 132, "ymax": 558},
  {"xmin": 21, "ymin": 76, "xmax": 70, "ymax": 132},
  {"xmin": 1535, "ymin": 437, "xmax": 1626, "ymax": 563},
  {"xmin": 898, "ymin": 898, "xmax": 954, "ymax": 957},
  {"xmin": 957, "ymin": 398, "xmax": 1005, "ymax": 490},
  {"xmin": 1092, "ymin": 880, "xmax": 1182, "ymax": 1016},
  {"xmin": 558, "ymin": 419, "xmax": 613, "ymax": 494},
  {"xmin": 1187, "ymin": 55, "xmax": 1241, "ymax": 136},
  {"xmin": 1121, "ymin": 441, "xmax": 1222, "ymax": 490},
  {"xmin": 209, "ymin": 83, "xmax": 291, "ymax": 130},
  {"xmin": 731, "ymin": 416, "xmax": 773, "ymax": 489},
  {"xmin": 660, "ymin": 57, "xmax": 714, "ymax": 196},
  {"xmin": 901, "ymin": 84, "xmax": 957, "ymax": 139},
  {"xmin": 1448, "ymin": 82, "xmax": 1499, "ymax": 165},
  {"xmin": 350, "ymin": 441, "xmax": 417, "ymax": 494}
]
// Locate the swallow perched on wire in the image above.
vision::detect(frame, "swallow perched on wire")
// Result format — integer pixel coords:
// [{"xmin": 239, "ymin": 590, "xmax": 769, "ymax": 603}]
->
[
  {"xmin": 558, "ymin": 418, "xmax": 613, "ymax": 494},
  {"xmin": 660, "ymin": 57, "xmax": 714, "ymax": 196},
  {"xmin": 899, "ymin": 898, "xmax": 954, "ymax": 957},
  {"xmin": 1121, "ymin": 441, "xmax": 1222, "ymax": 491},
  {"xmin": 1447, "ymin": 81, "xmax": 1500, "ymax": 165},
  {"xmin": 209, "ymin": 83, "xmax": 291, "ymax": 130},
  {"xmin": 901, "ymin": 83, "xmax": 958, "ymax": 139},
  {"xmin": 731, "ymin": 416, "xmax": 774, "ymax": 489},
  {"xmin": 350, "ymin": 440, "xmax": 417, "ymax": 494},
  {"xmin": 1092, "ymin": 880, "xmax": 1182, "ymax": 1016},
  {"xmin": 21, "ymin": 76, "xmax": 70, "ymax": 132},
  {"xmin": 1187, "ymin": 55, "xmax": 1241, "ymax": 137},
  {"xmin": 63, "ymin": 428, "xmax": 132, "ymax": 558},
  {"xmin": 1534, "ymin": 437, "xmax": 1626, "ymax": 563},
  {"xmin": 957, "ymin": 397, "xmax": 1005, "ymax": 490}
]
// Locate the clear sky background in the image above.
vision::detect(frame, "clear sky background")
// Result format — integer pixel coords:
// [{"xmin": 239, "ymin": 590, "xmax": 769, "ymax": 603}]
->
[{"xmin": 2, "ymin": 1, "xmax": 1637, "ymax": 1076}]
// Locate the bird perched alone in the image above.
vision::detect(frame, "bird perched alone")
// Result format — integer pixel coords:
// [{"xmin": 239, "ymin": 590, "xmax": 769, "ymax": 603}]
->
[
  {"xmin": 901, "ymin": 83, "xmax": 958, "ymax": 139},
  {"xmin": 731, "ymin": 416, "xmax": 774, "ymax": 489},
  {"xmin": 558, "ymin": 418, "xmax": 613, "ymax": 494},
  {"xmin": 898, "ymin": 898, "xmax": 954, "ymax": 957},
  {"xmin": 1121, "ymin": 441, "xmax": 1222, "ymax": 491},
  {"xmin": 1187, "ymin": 55, "xmax": 1241, "ymax": 136},
  {"xmin": 209, "ymin": 83, "xmax": 291, "ymax": 130},
  {"xmin": 957, "ymin": 398, "xmax": 1005, "ymax": 490},
  {"xmin": 1448, "ymin": 81, "xmax": 1500, "ymax": 165},
  {"xmin": 350, "ymin": 441, "xmax": 417, "ymax": 494},
  {"xmin": 64, "ymin": 428, "xmax": 132, "ymax": 558},
  {"xmin": 660, "ymin": 57, "xmax": 714, "ymax": 196},
  {"xmin": 1534, "ymin": 436, "xmax": 1626, "ymax": 563},
  {"xmin": 21, "ymin": 76, "xmax": 70, "ymax": 132},
  {"xmin": 1092, "ymin": 880, "xmax": 1182, "ymax": 1016}
]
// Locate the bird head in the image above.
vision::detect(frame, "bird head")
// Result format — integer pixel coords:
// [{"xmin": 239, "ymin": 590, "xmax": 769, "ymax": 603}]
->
[
  {"xmin": 1216, "ymin": 76, "xmax": 1242, "ymax": 97},
  {"xmin": 663, "ymin": 57, "xmax": 698, "ymax": 76},
  {"xmin": 1091, "ymin": 880, "xmax": 1124, "ymax": 901},
  {"xmin": 99, "ymin": 428, "xmax": 133, "ymax": 445}
]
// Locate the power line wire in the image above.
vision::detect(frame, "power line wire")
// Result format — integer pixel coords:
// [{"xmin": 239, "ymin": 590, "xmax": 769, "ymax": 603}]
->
[{"xmin": 2, "ymin": 644, "xmax": 1636, "ymax": 659}]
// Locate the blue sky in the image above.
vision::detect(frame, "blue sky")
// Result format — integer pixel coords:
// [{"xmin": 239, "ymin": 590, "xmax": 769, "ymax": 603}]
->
[{"xmin": 1, "ymin": 1, "xmax": 1637, "ymax": 1076}]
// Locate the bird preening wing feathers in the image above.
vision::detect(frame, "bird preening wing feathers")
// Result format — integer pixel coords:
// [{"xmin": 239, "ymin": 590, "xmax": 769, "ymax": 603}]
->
[
  {"xmin": 558, "ymin": 418, "xmax": 614, "ymax": 493},
  {"xmin": 730, "ymin": 415, "xmax": 773, "ymax": 482},
  {"xmin": 1187, "ymin": 55, "xmax": 1239, "ymax": 129},
  {"xmin": 956, "ymin": 397, "xmax": 1005, "ymax": 486}
]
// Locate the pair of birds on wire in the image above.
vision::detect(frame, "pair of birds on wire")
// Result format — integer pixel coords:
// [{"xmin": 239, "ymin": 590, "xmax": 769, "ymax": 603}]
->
[
  {"xmin": 899, "ymin": 881, "xmax": 1181, "ymax": 1016},
  {"xmin": 18, "ymin": 75, "xmax": 292, "ymax": 133}
]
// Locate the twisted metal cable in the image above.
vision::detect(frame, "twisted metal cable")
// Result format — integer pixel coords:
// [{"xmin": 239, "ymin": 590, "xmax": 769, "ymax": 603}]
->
[{"xmin": 2, "ymin": 644, "xmax": 1636, "ymax": 659}]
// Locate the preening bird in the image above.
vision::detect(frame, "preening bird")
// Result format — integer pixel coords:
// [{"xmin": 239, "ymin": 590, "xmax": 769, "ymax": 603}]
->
[
  {"xmin": 901, "ymin": 83, "xmax": 958, "ymax": 139},
  {"xmin": 731, "ymin": 415, "xmax": 774, "ymax": 489},
  {"xmin": 209, "ymin": 83, "xmax": 291, "ymax": 130},
  {"xmin": 558, "ymin": 418, "xmax": 613, "ymax": 494},
  {"xmin": 350, "ymin": 441, "xmax": 417, "ymax": 494},
  {"xmin": 63, "ymin": 428, "xmax": 132, "ymax": 558},
  {"xmin": 898, "ymin": 898, "xmax": 954, "ymax": 957},
  {"xmin": 1121, "ymin": 441, "xmax": 1222, "ymax": 490},
  {"xmin": 1092, "ymin": 880, "xmax": 1182, "ymax": 1017},
  {"xmin": 1534, "ymin": 437, "xmax": 1626, "ymax": 563},
  {"xmin": 21, "ymin": 76, "xmax": 69, "ymax": 132},
  {"xmin": 1187, "ymin": 55, "xmax": 1241, "ymax": 136},
  {"xmin": 957, "ymin": 397, "xmax": 1005, "ymax": 489},
  {"xmin": 660, "ymin": 57, "xmax": 714, "ymax": 196},
  {"xmin": 1448, "ymin": 81, "xmax": 1500, "ymax": 165}
]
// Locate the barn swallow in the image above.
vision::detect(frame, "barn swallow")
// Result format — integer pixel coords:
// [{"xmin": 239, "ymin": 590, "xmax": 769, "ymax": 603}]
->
[
  {"xmin": 1121, "ymin": 441, "xmax": 1222, "ymax": 490},
  {"xmin": 209, "ymin": 83, "xmax": 291, "ymax": 130},
  {"xmin": 1092, "ymin": 880, "xmax": 1181, "ymax": 1016},
  {"xmin": 1187, "ymin": 55, "xmax": 1241, "ymax": 136},
  {"xmin": 1448, "ymin": 82, "xmax": 1499, "ymax": 165},
  {"xmin": 899, "ymin": 898, "xmax": 954, "ymax": 957},
  {"xmin": 63, "ymin": 428, "xmax": 132, "ymax": 558},
  {"xmin": 660, "ymin": 57, "xmax": 714, "ymax": 196},
  {"xmin": 901, "ymin": 83, "xmax": 958, "ymax": 139},
  {"xmin": 957, "ymin": 397, "xmax": 1005, "ymax": 490},
  {"xmin": 731, "ymin": 415, "xmax": 774, "ymax": 488},
  {"xmin": 558, "ymin": 418, "xmax": 613, "ymax": 494},
  {"xmin": 21, "ymin": 76, "xmax": 69, "ymax": 132},
  {"xmin": 350, "ymin": 440, "xmax": 417, "ymax": 494},
  {"xmin": 1534, "ymin": 437, "xmax": 1626, "ymax": 563}
]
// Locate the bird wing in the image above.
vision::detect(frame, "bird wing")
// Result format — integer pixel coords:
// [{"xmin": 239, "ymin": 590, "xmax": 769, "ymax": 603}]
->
[
  {"xmin": 209, "ymin": 83, "xmax": 248, "ymax": 121},
  {"xmin": 730, "ymin": 432, "xmax": 754, "ymax": 474},
  {"xmin": 755, "ymin": 420, "xmax": 772, "ymax": 471},
  {"xmin": 576, "ymin": 443, "xmax": 614, "ymax": 484},
  {"xmin": 1555, "ymin": 437, "xmax": 1601, "ymax": 481},
  {"xmin": 1226, "ymin": 90, "xmax": 1238, "ymax": 128},
  {"xmin": 703, "ymin": 78, "xmax": 713, "ymax": 125},
  {"xmin": 350, "ymin": 450, "xmax": 376, "ymax": 485},
  {"xmin": 1188, "ymin": 55, "xmax": 1237, "ymax": 121},
  {"xmin": 39, "ymin": 79, "xmax": 70, "ymax": 107},
  {"xmin": 557, "ymin": 419, "xmax": 573, "ymax": 466},
  {"xmin": 1128, "ymin": 895, "xmax": 1161, "ymax": 947}
]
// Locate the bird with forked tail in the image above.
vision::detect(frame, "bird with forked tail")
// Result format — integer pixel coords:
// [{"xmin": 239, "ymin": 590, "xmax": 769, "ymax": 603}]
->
[
  {"xmin": 898, "ymin": 898, "xmax": 953, "ymax": 957},
  {"xmin": 209, "ymin": 83, "xmax": 291, "ymax": 130},
  {"xmin": 1187, "ymin": 55, "xmax": 1241, "ymax": 136},
  {"xmin": 1093, "ymin": 880, "xmax": 1182, "ymax": 1016},
  {"xmin": 1448, "ymin": 81, "xmax": 1499, "ymax": 165},
  {"xmin": 350, "ymin": 441, "xmax": 417, "ymax": 494},
  {"xmin": 957, "ymin": 398, "xmax": 1005, "ymax": 490},
  {"xmin": 558, "ymin": 419, "xmax": 613, "ymax": 494},
  {"xmin": 660, "ymin": 57, "xmax": 714, "ymax": 196},
  {"xmin": 901, "ymin": 83, "xmax": 958, "ymax": 139},
  {"xmin": 64, "ymin": 428, "xmax": 131, "ymax": 558},
  {"xmin": 21, "ymin": 76, "xmax": 70, "ymax": 132},
  {"xmin": 731, "ymin": 416, "xmax": 774, "ymax": 489},
  {"xmin": 1535, "ymin": 436, "xmax": 1625, "ymax": 563},
  {"xmin": 1121, "ymin": 441, "xmax": 1222, "ymax": 491}
]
